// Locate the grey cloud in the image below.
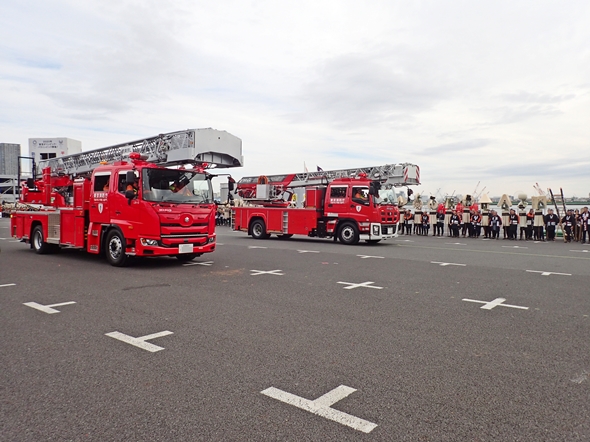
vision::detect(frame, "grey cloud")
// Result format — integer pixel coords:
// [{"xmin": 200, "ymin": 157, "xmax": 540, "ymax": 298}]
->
[
  {"xmin": 470, "ymin": 160, "xmax": 590, "ymax": 180},
  {"xmin": 501, "ymin": 91, "xmax": 576, "ymax": 104},
  {"xmin": 40, "ymin": 3, "xmax": 192, "ymax": 116},
  {"xmin": 419, "ymin": 138, "xmax": 492, "ymax": 155},
  {"xmin": 292, "ymin": 48, "xmax": 451, "ymax": 128}
]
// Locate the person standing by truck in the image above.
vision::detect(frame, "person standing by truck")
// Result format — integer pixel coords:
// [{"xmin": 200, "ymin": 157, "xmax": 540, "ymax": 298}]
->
[
  {"xmin": 489, "ymin": 210, "xmax": 502, "ymax": 240},
  {"xmin": 544, "ymin": 208, "xmax": 559, "ymax": 241}
]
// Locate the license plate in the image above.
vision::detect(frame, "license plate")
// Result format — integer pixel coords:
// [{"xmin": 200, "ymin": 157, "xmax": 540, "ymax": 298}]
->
[
  {"xmin": 388, "ymin": 227, "xmax": 393, "ymax": 235},
  {"xmin": 179, "ymin": 244, "xmax": 194, "ymax": 254}
]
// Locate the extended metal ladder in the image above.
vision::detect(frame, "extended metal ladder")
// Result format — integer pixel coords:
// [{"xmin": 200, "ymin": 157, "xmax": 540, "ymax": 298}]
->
[{"xmin": 38, "ymin": 128, "xmax": 243, "ymax": 177}]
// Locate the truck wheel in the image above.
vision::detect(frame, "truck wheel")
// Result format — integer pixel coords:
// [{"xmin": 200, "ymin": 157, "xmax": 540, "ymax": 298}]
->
[
  {"xmin": 31, "ymin": 225, "xmax": 52, "ymax": 254},
  {"xmin": 176, "ymin": 253, "xmax": 200, "ymax": 262},
  {"xmin": 338, "ymin": 222, "xmax": 359, "ymax": 245},
  {"xmin": 251, "ymin": 219, "xmax": 269, "ymax": 239},
  {"xmin": 105, "ymin": 229, "xmax": 129, "ymax": 267}
]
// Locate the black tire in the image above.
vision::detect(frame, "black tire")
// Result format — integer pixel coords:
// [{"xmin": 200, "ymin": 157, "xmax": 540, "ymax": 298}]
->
[
  {"xmin": 251, "ymin": 219, "xmax": 269, "ymax": 239},
  {"xmin": 105, "ymin": 229, "xmax": 129, "ymax": 267},
  {"xmin": 176, "ymin": 253, "xmax": 199, "ymax": 262},
  {"xmin": 31, "ymin": 225, "xmax": 52, "ymax": 254},
  {"xmin": 338, "ymin": 222, "xmax": 359, "ymax": 245},
  {"xmin": 277, "ymin": 234, "xmax": 293, "ymax": 239}
]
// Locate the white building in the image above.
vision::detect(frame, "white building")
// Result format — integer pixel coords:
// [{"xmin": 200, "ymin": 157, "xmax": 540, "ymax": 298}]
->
[{"xmin": 28, "ymin": 138, "xmax": 82, "ymax": 167}]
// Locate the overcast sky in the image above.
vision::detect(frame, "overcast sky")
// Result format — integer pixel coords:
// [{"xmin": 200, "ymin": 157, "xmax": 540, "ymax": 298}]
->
[{"xmin": 1, "ymin": 0, "xmax": 589, "ymax": 198}]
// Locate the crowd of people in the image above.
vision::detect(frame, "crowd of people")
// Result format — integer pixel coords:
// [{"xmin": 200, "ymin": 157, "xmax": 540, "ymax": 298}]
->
[{"xmin": 398, "ymin": 205, "xmax": 590, "ymax": 243}]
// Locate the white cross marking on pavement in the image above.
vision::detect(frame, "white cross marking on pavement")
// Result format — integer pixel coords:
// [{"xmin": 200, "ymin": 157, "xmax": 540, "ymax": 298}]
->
[
  {"xmin": 216, "ymin": 243, "xmax": 224, "ymax": 245},
  {"xmin": 481, "ymin": 238, "xmax": 491, "ymax": 241},
  {"xmin": 0, "ymin": 283, "xmax": 16, "ymax": 288},
  {"xmin": 337, "ymin": 281, "xmax": 383, "ymax": 290},
  {"xmin": 250, "ymin": 269, "xmax": 284, "ymax": 276},
  {"xmin": 357, "ymin": 255, "xmax": 384, "ymax": 259},
  {"xmin": 431, "ymin": 261, "xmax": 466, "ymax": 267},
  {"xmin": 395, "ymin": 239, "xmax": 414, "ymax": 242},
  {"xmin": 526, "ymin": 270, "xmax": 571, "ymax": 276},
  {"xmin": 533, "ymin": 241, "xmax": 547, "ymax": 244},
  {"xmin": 462, "ymin": 297, "xmax": 529, "ymax": 310},
  {"xmin": 446, "ymin": 242, "xmax": 466, "ymax": 245},
  {"xmin": 105, "ymin": 330, "xmax": 173, "ymax": 352},
  {"xmin": 183, "ymin": 261, "xmax": 214, "ymax": 266},
  {"xmin": 502, "ymin": 245, "xmax": 528, "ymax": 249},
  {"xmin": 261, "ymin": 385, "xmax": 377, "ymax": 433},
  {"xmin": 23, "ymin": 301, "xmax": 76, "ymax": 314},
  {"xmin": 249, "ymin": 246, "xmax": 268, "ymax": 249},
  {"xmin": 297, "ymin": 250, "xmax": 320, "ymax": 253},
  {"xmin": 570, "ymin": 250, "xmax": 589, "ymax": 253},
  {"xmin": 0, "ymin": 238, "xmax": 7, "ymax": 240}
]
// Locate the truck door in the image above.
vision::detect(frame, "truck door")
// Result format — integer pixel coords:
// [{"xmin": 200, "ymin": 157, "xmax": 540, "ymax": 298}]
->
[
  {"xmin": 89, "ymin": 171, "xmax": 111, "ymax": 224},
  {"xmin": 111, "ymin": 169, "xmax": 140, "ymax": 226},
  {"xmin": 325, "ymin": 185, "xmax": 349, "ymax": 216},
  {"xmin": 351, "ymin": 185, "xmax": 372, "ymax": 217}
]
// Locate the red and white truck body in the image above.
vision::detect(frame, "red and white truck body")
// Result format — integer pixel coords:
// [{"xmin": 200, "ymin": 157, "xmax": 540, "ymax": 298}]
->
[
  {"xmin": 10, "ymin": 129, "xmax": 242, "ymax": 265},
  {"xmin": 232, "ymin": 171, "xmax": 409, "ymax": 244}
]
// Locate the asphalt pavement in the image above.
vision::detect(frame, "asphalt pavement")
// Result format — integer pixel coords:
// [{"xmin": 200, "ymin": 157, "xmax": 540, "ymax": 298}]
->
[{"xmin": 1, "ymin": 217, "xmax": 589, "ymax": 441}]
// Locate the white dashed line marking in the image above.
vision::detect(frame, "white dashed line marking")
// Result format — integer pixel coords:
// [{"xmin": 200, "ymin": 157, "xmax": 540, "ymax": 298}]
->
[
  {"xmin": 431, "ymin": 261, "xmax": 466, "ymax": 267},
  {"xmin": 337, "ymin": 281, "xmax": 383, "ymax": 290},
  {"xmin": 250, "ymin": 269, "xmax": 284, "ymax": 276},
  {"xmin": 23, "ymin": 301, "xmax": 76, "ymax": 314},
  {"xmin": 462, "ymin": 298, "xmax": 528, "ymax": 310},
  {"xmin": 261, "ymin": 385, "xmax": 377, "ymax": 433},
  {"xmin": 526, "ymin": 270, "xmax": 572, "ymax": 276},
  {"xmin": 105, "ymin": 330, "xmax": 173, "ymax": 352},
  {"xmin": 183, "ymin": 261, "xmax": 214, "ymax": 266}
]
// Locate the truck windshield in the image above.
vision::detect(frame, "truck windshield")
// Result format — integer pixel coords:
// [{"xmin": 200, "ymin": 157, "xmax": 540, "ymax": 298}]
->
[
  {"xmin": 375, "ymin": 189, "xmax": 397, "ymax": 205},
  {"xmin": 142, "ymin": 168, "xmax": 213, "ymax": 204}
]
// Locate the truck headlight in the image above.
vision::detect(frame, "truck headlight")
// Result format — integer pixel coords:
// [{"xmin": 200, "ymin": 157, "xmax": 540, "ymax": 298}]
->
[
  {"xmin": 140, "ymin": 238, "xmax": 158, "ymax": 246},
  {"xmin": 207, "ymin": 236, "xmax": 216, "ymax": 244},
  {"xmin": 372, "ymin": 225, "xmax": 380, "ymax": 236}
]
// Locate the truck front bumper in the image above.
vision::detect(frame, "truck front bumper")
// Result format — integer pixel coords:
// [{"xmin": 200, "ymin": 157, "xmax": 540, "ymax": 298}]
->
[
  {"xmin": 359, "ymin": 223, "xmax": 398, "ymax": 241},
  {"xmin": 130, "ymin": 235, "xmax": 216, "ymax": 256}
]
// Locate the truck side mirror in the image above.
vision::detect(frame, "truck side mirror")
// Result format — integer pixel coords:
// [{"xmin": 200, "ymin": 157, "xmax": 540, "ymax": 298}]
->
[
  {"xmin": 125, "ymin": 189, "xmax": 136, "ymax": 205},
  {"xmin": 125, "ymin": 171, "xmax": 135, "ymax": 184},
  {"xmin": 228, "ymin": 177, "xmax": 235, "ymax": 191}
]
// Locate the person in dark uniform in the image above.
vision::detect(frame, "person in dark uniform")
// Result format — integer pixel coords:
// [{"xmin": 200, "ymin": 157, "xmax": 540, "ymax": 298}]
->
[
  {"xmin": 421, "ymin": 212, "xmax": 430, "ymax": 236},
  {"xmin": 405, "ymin": 209, "xmax": 413, "ymax": 235},
  {"xmin": 525, "ymin": 209, "xmax": 535, "ymax": 240},
  {"xmin": 562, "ymin": 209, "xmax": 574, "ymax": 243},
  {"xmin": 508, "ymin": 209, "xmax": 519, "ymax": 240},
  {"xmin": 544, "ymin": 209, "xmax": 559, "ymax": 241},
  {"xmin": 436, "ymin": 209, "xmax": 445, "ymax": 236},
  {"xmin": 449, "ymin": 210, "xmax": 461, "ymax": 237},
  {"xmin": 471, "ymin": 211, "xmax": 482, "ymax": 238},
  {"xmin": 581, "ymin": 207, "xmax": 590, "ymax": 244},
  {"xmin": 489, "ymin": 210, "xmax": 502, "ymax": 239}
]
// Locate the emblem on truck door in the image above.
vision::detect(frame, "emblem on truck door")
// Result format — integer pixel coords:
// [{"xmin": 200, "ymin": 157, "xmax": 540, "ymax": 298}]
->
[
  {"xmin": 356, "ymin": 206, "xmax": 361, "ymax": 212},
  {"xmin": 98, "ymin": 203, "xmax": 103, "ymax": 213}
]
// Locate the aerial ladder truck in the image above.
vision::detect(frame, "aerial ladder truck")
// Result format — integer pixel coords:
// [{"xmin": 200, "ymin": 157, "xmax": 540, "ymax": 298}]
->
[
  {"xmin": 231, "ymin": 163, "xmax": 420, "ymax": 244},
  {"xmin": 10, "ymin": 128, "xmax": 242, "ymax": 266}
]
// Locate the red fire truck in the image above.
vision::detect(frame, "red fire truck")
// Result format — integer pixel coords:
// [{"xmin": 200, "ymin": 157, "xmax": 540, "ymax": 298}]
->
[
  {"xmin": 231, "ymin": 164, "xmax": 420, "ymax": 244},
  {"xmin": 10, "ymin": 129, "xmax": 242, "ymax": 266}
]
